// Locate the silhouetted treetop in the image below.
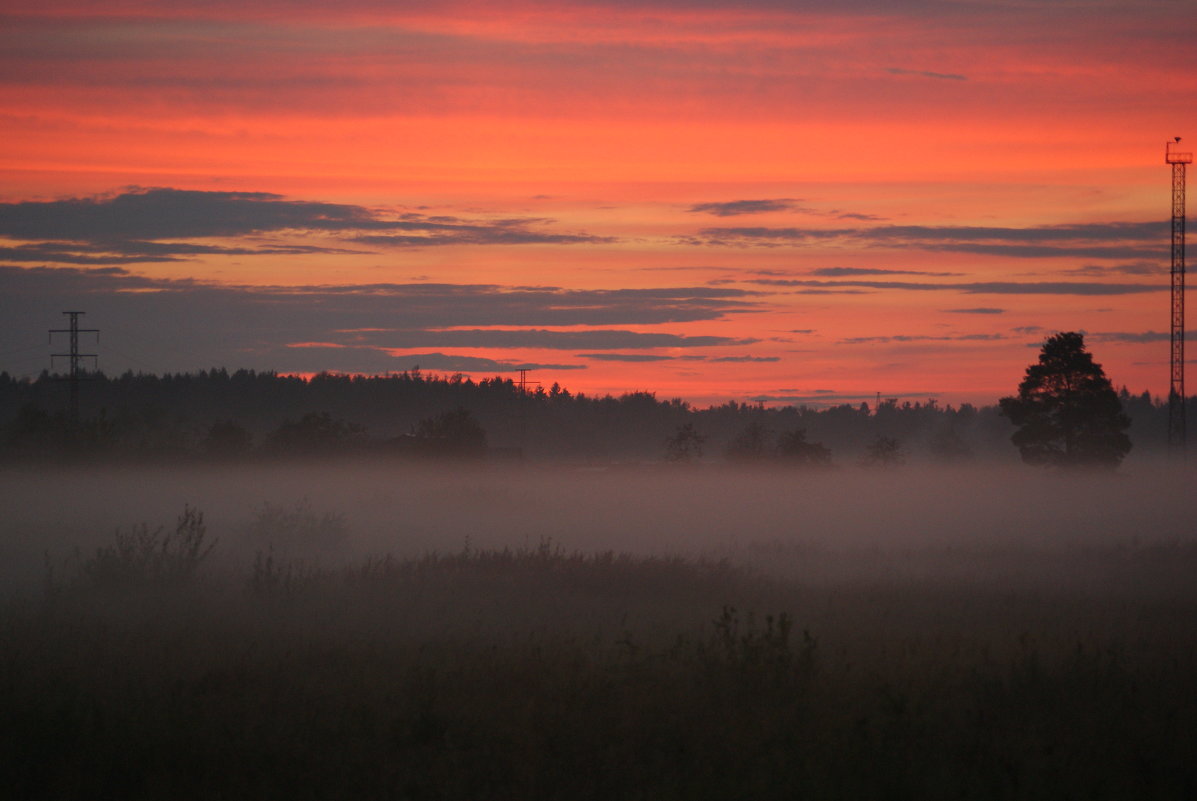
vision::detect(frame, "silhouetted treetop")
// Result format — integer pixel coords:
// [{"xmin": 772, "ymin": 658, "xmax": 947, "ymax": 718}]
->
[
  {"xmin": 263, "ymin": 411, "xmax": 364, "ymax": 456},
  {"xmin": 776, "ymin": 428, "xmax": 832, "ymax": 467},
  {"xmin": 413, "ymin": 407, "xmax": 488, "ymax": 457},
  {"xmin": 202, "ymin": 419, "xmax": 253, "ymax": 459},
  {"xmin": 664, "ymin": 423, "xmax": 705, "ymax": 462},
  {"xmin": 725, "ymin": 419, "xmax": 771, "ymax": 462},
  {"xmin": 862, "ymin": 435, "xmax": 904, "ymax": 468},
  {"xmin": 999, "ymin": 332, "xmax": 1131, "ymax": 468}
]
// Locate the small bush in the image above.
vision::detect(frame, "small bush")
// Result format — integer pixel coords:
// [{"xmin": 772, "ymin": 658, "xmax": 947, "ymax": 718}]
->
[{"xmin": 46, "ymin": 506, "xmax": 215, "ymax": 595}]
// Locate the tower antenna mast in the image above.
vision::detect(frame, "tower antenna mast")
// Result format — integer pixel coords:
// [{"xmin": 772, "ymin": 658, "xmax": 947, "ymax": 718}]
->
[
  {"xmin": 1166, "ymin": 138, "xmax": 1191, "ymax": 451},
  {"xmin": 49, "ymin": 310, "xmax": 99, "ymax": 426}
]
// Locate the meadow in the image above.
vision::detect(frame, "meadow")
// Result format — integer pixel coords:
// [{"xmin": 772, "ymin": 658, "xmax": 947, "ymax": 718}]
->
[{"xmin": 2, "ymin": 460, "xmax": 1196, "ymax": 799}]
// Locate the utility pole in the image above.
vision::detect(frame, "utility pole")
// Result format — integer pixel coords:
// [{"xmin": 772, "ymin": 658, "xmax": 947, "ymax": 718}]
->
[
  {"xmin": 1167, "ymin": 138, "xmax": 1191, "ymax": 451},
  {"xmin": 49, "ymin": 311, "xmax": 99, "ymax": 426},
  {"xmin": 517, "ymin": 368, "xmax": 540, "ymax": 395}
]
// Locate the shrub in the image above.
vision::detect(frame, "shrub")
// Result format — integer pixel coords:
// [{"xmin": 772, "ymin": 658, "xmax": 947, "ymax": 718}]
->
[{"xmin": 46, "ymin": 506, "xmax": 215, "ymax": 595}]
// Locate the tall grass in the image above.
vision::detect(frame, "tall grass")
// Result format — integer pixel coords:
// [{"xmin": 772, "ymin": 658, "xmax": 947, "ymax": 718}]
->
[
  {"xmin": 43, "ymin": 505, "xmax": 215, "ymax": 597},
  {"xmin": 5, "ymin": 507, "xmax": 1197, "ymax": 799}
]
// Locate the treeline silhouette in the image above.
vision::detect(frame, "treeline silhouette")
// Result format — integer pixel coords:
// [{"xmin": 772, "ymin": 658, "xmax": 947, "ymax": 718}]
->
[{"xmin": 0, "ymin": 368, "xmax": 1179, "ymax": 464}]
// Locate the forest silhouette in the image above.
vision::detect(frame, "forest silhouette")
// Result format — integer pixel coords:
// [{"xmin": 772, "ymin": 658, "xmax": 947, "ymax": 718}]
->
[{"xmin": 0, "ymin": 361, "xmax": 1181, "ymax": 464}]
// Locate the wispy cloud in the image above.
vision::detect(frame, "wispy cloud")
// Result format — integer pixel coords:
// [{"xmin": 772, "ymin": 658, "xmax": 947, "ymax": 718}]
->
[
  {"xmin": 578, "ymin": 353, "xmax": 683, "ymax": 362},
  {"xmin": 749, "ymin": 278, "xmax": 1164, "ymax": 296},
  {"xmin": 685, "ymin": 221, "xmax": 1168, "ymax": 260},
  {"xmin": 791, "ymin": 288, "xmax": 874, "ymax": 295},
  {"xmin": 352, "ymin": 218, "xmax": 613, "ymax": 248},
  {"xmin": 333, "ymin": 328, "xmax": 758, "ymax": 350},
  {"xmin": 925, "ymin": 243, "xmax": 1160, "ymax": 260},
  {"xmin": 1064, "ymin": 262, "xmax": 1165, "ymax": 277},
  {"xmin": 0, "ymin": 240, "xmax": 361, "ymax": 265},
  {"xmin": 687, "ymin": 199, "xmax": 804, "ymax": 217},
  {"xmin": 709, "ymin": 355, "xmax": 781, "ymax": 362},
  {"xmin": 0, "ymin": 188, "xmax": 371, "ymax": 240},
  {"xmin": 1088, "ymin": 330, "xmax": 1197, "ymax": 344},
  {"xmin": 811, "ymin": 266, "xmax": 962, "ymax": 277},
  {"xmin": 2, "ymin": 267, "xmax": 762, "ymax": 327},
  {"xmin": 382, "ymin": 353, "xmax": 587, "ymax": 372},
  {"xmin": 0, "ymin": 188, "xmax": 612, "ymax": 261},
  {"xmin": 260, "ymin": 345, "xmax": 585, "ymax": 374},
  {"xmin": 838, "ymin": 333, "xmax": 1005, "ymax": 345},
  {"xmin": 886, "ymin": 67, "xmax": 967, "ymax": 81}
]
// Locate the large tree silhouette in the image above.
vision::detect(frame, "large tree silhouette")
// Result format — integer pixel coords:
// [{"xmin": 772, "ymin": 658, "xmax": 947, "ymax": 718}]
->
[{"xmin": 999, "ymin": 332, "xmax": 1131, "ymax": 468}]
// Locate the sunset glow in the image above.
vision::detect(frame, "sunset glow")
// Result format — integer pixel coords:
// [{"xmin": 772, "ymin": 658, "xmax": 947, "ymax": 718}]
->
[{"xmin": 3, "ymin": 0, "xmax": 1196, "ymax": 407}]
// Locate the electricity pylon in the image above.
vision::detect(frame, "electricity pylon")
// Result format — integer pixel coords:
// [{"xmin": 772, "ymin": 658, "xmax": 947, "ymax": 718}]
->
[{"xmin": 49, "ymin": 311, "xmax": 99, "ymax": 426}]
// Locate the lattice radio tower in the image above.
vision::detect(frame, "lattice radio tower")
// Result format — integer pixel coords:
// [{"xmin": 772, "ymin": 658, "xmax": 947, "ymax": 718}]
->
[
  {"xmin": 49, "ymin": 310, "xmax": 99, "ymax": 426},
  {"xmin": 1166, "ymin": 139, "xmax": 1191, "ymax": 450}
]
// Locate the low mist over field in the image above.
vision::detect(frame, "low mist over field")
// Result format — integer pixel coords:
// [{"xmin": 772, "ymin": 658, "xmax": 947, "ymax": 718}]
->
[
  {"xmin": 4, "ymin": 458, "xmax": 1195, "ymax": 591},
  {"xmin": 5, "ymin": 458, "xmax": 1197, "ymax": 798}
]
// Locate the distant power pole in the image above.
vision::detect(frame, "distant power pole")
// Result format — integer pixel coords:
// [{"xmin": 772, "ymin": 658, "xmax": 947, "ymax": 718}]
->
[
  {"xmin": 49, "ymin": 311, "xmax": 99, "ymax": 425},
  {"xmin": 1166, "ymin": 138, "xmax": 1191, "ymax": 451},
  {"xmin": 517, "ymin": 368, "xmax": 542, "ymax": 395}
]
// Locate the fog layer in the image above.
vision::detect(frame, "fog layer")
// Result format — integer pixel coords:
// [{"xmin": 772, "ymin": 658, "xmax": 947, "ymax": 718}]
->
[{"xmin": 4, "ymin": 458, "xmax": 1194, "ymax": 594}]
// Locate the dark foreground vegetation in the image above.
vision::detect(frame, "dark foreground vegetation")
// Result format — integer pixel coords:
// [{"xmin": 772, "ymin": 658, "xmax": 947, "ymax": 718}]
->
[{"xmin": 5, "ymin": 505, "xmax": 1197, "ymax": 800}]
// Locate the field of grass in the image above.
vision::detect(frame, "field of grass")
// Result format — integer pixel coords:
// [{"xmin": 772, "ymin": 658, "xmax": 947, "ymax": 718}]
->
[{"xmin": 3, "ymin": 463, "xmax": 1197, "ymax": 799}]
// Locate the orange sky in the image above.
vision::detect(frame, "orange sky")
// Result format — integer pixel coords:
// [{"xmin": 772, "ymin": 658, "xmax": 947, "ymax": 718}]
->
[{"xmin": 2, "ymin": 0, "xmax": 1196, "ymax": 407}]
